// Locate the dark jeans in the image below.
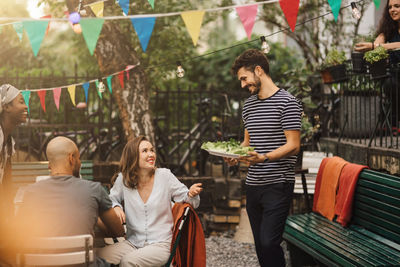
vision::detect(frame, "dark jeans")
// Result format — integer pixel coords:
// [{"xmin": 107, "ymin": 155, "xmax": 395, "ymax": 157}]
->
[{"xmin": 246, "ymin": 182, "xmax": 294, "ymax": 267}]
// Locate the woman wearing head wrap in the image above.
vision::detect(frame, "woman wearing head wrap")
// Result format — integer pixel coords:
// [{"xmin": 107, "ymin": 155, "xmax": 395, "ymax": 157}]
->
[{"xmin": 0, "ymin": 84, "xmax": 28, "ymax": 221}]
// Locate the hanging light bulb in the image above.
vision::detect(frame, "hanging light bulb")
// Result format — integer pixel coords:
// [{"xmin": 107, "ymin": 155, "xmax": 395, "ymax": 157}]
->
[
  {"xmin": 69, "ymin": 12, "xmax": 81, "ymax": 24},
  {"xmin": 176, "ymin": 61, "xmax": 185, "ymax": 78},
  {"xmin": 351, "ymin": 2, "xmax": 361, "ymax": 20},
  {"xmin": 98, "ymin": 79, "xmax": 106, "ymax": 93},
  {"xmin": 260, "ymin": 36, "xmax": 270, "ymax": 54},
  {"xmin": 73, "ymin": 23, "xmax": 82, "ymax": 34}
]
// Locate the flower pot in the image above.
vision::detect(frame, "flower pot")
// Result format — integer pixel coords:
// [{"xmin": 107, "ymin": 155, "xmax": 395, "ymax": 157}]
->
[
  {"xmin": 320, "ymin": 68, "xmax": 333, "ymax": 84},
  {"xmin": 351, "ymin": 52, "xmax": 366, "ymax": 73},
  {"xmin": 329, "ymin": 64, "xmax": 348, "ymax": 83},
  {"xmin": 369, "ymin": 59, "xmax": 388, "ymax": 79}
]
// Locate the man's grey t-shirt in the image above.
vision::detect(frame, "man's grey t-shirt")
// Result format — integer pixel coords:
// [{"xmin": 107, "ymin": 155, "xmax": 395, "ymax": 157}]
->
[{"xmin": 20, "ymin": 175, "xmax": 112, "ymax": 237}]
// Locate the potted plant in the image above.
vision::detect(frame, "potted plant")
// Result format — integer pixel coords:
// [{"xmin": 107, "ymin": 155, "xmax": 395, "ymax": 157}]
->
[
  {"xmin": 321, "ymin": 48, "xmax": 347, "ymax": 83},
  {"xmin": 364, "ymin": 46, "xmax": 389, "ymax": 79},
  {"xmin": 352, "ymin": 34, "xmax": 375, "ymax": 73}
]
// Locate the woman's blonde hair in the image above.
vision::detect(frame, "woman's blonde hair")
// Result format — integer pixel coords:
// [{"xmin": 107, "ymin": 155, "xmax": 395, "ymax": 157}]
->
[{"xmin": 117, "ymin": 135, "xmax": 155, "ymax": 189}]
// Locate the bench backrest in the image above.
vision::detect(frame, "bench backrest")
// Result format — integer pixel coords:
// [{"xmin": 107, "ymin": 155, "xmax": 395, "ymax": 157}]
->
[
  {"xmin": 11, "ymin": 161, "xmax": 94, "ymax": 192},
  {"xmin": 353, "ymin": 169, "xmax": 400, "ymax": 243}
]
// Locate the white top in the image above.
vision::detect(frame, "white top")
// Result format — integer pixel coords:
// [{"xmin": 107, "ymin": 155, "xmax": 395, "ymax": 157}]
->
[{"xmin": 110, "ymin": 168, "xmax": 200, "ymax": 248}]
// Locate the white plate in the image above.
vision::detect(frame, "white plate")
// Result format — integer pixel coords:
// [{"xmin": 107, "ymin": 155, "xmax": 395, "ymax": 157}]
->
[{"xmin": 205, "ymin": 149, "xmax": 241, "ymax": 158}]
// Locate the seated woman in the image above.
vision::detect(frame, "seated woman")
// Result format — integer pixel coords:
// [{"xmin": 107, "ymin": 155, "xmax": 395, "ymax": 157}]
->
[
  {"xmin": 355, "ymin": 0, "xmax": 400, "ymax": 64},
  {"xmin": 97, "ymin": 136, "xmax": 202, "ymax": 267}
]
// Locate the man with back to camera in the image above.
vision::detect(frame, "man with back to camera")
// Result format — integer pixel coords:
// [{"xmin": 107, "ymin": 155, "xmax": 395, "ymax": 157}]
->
[
  {"xmin": 227, "ymin": 49, "xmax": 302, "ymax": 267},
  {"xmin": 11, "ymin": 136, "xmax": 125, "ymax": 266}
]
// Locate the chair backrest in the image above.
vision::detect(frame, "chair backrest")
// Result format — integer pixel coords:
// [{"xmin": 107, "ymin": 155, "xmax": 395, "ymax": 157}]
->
[{"xmin": 17, "ymin": 234, "xmax": 94, "ymax": 266}]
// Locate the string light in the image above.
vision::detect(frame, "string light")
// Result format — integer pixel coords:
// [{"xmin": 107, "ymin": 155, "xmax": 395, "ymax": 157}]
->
[
  {"xmin": 98, "ymin": 79, "xmax": 106, "ymax": 93},
  {"xmin": 260, "ymin": 36, "xmax": 270, "ymax": 54},
  {"xmin": 350, "ymin": 2, "xmax": 361, "ymax": 20},
  {"xmin": 176, "ymin": 61, "xmax": 185, "ymax": 78}
]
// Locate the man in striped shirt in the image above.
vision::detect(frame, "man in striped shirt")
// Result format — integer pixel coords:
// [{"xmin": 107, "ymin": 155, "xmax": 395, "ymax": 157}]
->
[{"xmin": 229, "ymin": 49, "xmax": 302, "ymax": 267}]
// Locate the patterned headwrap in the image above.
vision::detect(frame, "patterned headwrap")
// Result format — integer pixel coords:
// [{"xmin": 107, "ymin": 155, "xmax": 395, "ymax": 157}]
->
[{"xmin": 0, "ymin": 84, "xmax": 20, "ymax": 114}]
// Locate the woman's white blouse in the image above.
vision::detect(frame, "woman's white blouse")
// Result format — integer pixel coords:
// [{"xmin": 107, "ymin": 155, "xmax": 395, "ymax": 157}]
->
[{"xmin": 110, "ymin": 168, "xmax": 200, "ymax": 248}]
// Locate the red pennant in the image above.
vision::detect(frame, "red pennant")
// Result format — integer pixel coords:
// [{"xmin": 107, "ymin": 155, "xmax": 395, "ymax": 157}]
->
[
  {"xmin": 236, "ymin": 5, "xmax": 258, "ymax": 40},
  {"xmin": 125, "ymin": 65, "xmax": 134, "ymax": 81},
  {"xmin": 37, "ymin": 90, "xmax": 46, "ymax": 112},
  {"xmin": 279, "ymin": 0, "xmax": 300, "ymax": 32},
  {"xmin": 53, "ymin": 88, "xmax": 61, "ymax": 111},
  {"xmin": 40, "ymin": 15, "xmax": 51, "ymax": 35},
  {"xmin": 118, "ymin": 71, "xmax": 125, "ymax": 89}
]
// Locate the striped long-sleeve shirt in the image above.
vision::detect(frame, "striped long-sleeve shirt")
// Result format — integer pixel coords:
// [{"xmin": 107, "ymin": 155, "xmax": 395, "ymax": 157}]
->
[{"xmin": 242, "ymin": 89, "xmax": 302, "ymax": 186}]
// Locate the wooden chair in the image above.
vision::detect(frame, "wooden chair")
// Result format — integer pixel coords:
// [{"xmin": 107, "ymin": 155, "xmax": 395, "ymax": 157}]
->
[{"xmin": 16, "ymin": 234, "xmax": 94, "ymax": 266}]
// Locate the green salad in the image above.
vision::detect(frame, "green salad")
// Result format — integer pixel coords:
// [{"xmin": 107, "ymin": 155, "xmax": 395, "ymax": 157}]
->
[{"xmin": 201, "ymin": 139, "xmax": 254, "ymax": 156}]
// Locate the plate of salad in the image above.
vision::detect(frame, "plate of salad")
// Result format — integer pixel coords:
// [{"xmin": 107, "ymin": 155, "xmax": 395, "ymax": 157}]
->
[{"xmin": 201, "ymin": 140, "xmax": 254, "ymax": 158}]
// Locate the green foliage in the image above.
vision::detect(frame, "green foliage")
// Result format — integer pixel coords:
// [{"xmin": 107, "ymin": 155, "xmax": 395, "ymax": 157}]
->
[
  {"xmin": 363, "ymin": 46, "xmax": 389, "ymax": 64},
  {"xmin": 325, "ymin": 48, "xmax": 346, "ymax": 66}
]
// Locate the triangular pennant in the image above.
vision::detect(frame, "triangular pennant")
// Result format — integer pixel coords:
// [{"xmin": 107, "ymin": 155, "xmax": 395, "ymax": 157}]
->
[
  {"xmin": 53, "ymin": 88, "xmax": 61, "ymax": 111},
  {"xmin": 67, "ymin": 85, "xmax": 76, "ymax": 106},
  {"xmin": 22, "ymin": 20, "xmax": 49, "ymax": 56},
  {"xmin": 21, "ymin": 91, "xmax": 31, "ymax": 113},
  {"xmin": 13, "ymin": 22, "xmax": 24, "ymax": 42},
  {"xmin": 95, "ymin": 80, "xmax": 103, "ymax": 99},
  {"xmin": 82, "ymin": 82, "xmax": 89, "ymax": 103},
  {"xmin": 106, "ymin": 76, "xmax": 112, "ymax": 93},
  {"xmin": 328, "ymin": 0, "xmax": 342, "ymax": 21},
  {"xmin": 181, "ymin": 11, "xmax": 205, "ymax": 46},
  {"xmin": 236, "ymin": 5, "xmax": 258, "ymax": 40},
  {"xmin": 130, "ymin": 17, "xmax": 156, "ymax": 52},
  {"xmin": 147, "ymin": 0, "xmax": 155, "ymax": 9},
  {"xmin": 373, "ymin": 0, "xmax": 381, "ymax": 9},
  {"xmin": 118, "ymin": 0, "xmax": 130, "ymax": 15},
  {"xmin": 279, "ymin": 0, "xmax": 300, "ymax": 32},
  {"xmin": 80, "ymin": 18, "xmax": 104, "ymax": 55},
  {"xmin": 40, "ymin": 15, "xmax": 51, "ymax": 35},
  {"xmin": 125, "ymin": 65, "xmax": 135, "ymax": 81},
  {"xmin": 118, "ymin": 71, "xmax": 125, "ymax": 89},
  {"xmin": 90, "ymin": 1, "xmax": 104, "ymax": 17},
  {"xmin": 37, "ymin": 90, "xmax": 46, "ymax": 112}
]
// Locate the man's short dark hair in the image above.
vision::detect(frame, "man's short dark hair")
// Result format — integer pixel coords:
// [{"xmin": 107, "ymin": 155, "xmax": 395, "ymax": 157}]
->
[{"xmin": 231, "ymin": 49, "xmax": 270, "ymax": 76}]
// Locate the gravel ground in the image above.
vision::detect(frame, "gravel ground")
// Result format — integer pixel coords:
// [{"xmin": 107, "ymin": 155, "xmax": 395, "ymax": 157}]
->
[{"xmin": 205, "ymin": 231, "xmax": 291, "ymax": 267}]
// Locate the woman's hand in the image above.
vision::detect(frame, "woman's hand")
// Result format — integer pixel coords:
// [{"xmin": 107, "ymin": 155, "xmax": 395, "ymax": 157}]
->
[
  {"xmin": 239, "ymin": 151, "xmax": 265, "ymax": 166},
  {"xmin": 113, "ymin": 206, "xmax": 126, "ymax": 224},
  {"xmin": 354, "ymin": 42, "xmax": 374, "ymax": 52},
  {"xmin": 188, "ymin": 183, "xmax": 203, "ymax": 198}
]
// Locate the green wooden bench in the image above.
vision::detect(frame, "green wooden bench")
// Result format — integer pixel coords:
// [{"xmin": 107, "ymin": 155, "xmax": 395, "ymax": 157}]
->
[
  {"xmin": 283, "ymin": 169, "xmax": 400, "ymax": 267},
  {"xmin": 11, "ymin": 161, "xmax": 94, "ymax": 193}
]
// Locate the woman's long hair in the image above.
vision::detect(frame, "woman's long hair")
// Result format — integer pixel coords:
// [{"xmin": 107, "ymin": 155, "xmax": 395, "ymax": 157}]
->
[
  {"xmin": 117, "ymin": 135, "xmax": 155, "ymax": 189},
  {"xmin": 376, "ymin": 0, "xmax": 399, "ymax": 41}
]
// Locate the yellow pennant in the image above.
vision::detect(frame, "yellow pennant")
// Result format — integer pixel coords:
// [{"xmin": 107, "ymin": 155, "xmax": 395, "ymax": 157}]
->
[
  {"xmin": 180, "ymin": 10, "xmax": 205, "ymax": 46},
  {"xmin": 67, "ymin": 85, "xmax": 76, "ymax": 106},
  {"xmin": 90, "ymin": 1, "xmax": 104, "ymax": 17}
]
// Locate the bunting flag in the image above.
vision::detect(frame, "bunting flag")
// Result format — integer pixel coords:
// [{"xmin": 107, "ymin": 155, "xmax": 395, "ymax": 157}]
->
[
  {"xmin": 40, "ymin": 15, "xmax": 52, "ymax": 35},
  {"xmin": 23, "ymin": 20, "xmax": 49, "ymax": 56},
  {"xmin": 125, "ymin": 65, "xmax": 135, "ymax": 81},
  {"xmin": 118, "ymin": 71, "xmax": 125, "ymax": 89},
  {"xmin": 89, "ymin": 1, "xmax": 104, "ymax": 17},
  {"xmin": 82, "ymin": 82, "xmax": 89, "ymax": 103},
  {"xmin": 328, "ymin": 0, "xmax": 342, "ymax": 21},
  {"xmin": 106, "ymin": 76, "xmax": 112, "ymax": 93},
  {"xmin": 280, "ymin": 0, "xmax": 300, "ymax": 32},
  {"xmin": 13, "ymin": 22, "xmax": 24, "ymax": 42},
  {"xmin": 94, "ymin": 80, "xmax": 103, "ymax": 99},
  {"xmin": 130, "ymin": 17, "xmax": 156, "ymax": 52},
  {"xmin": 236, "ymin": 5, "xmax": 258, "ymax": 40},
  {"xmin": 53, "ymin": 87, "xmax": 61, "ymax": 111},
  {"xmin": 21, "ymin": 91, "xmax": 31, "ymax": 113},
  {"xmin": 147, "ymin": 0, "xmax": 155, "ymax": 9},
  {"xmin": 80, "ymin": 18, "xmax": 105, "ymax": 55},
  {"xmin": 67, "ymin": 85, "xmax": 76, "ymax": 106},
  {"xmin": 37, "ymin": 90, "xmax": 46, "ymax": 112},
  {"xmin": 181, "ymin": 11, "xmax": 205, "ymax": 46},
  {"xmin": 373, "ymin": 0, "xmax": 381, "ymax": 9},
  {"xmin": 118, "ymin": 0, "xmax": 130, "ymax": 15}
]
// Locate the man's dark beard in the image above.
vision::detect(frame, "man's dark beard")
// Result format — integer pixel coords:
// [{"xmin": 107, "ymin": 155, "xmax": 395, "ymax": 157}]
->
[{"xmin": 247, "ymin": 80, "xmax": 261, "ymax": 95}]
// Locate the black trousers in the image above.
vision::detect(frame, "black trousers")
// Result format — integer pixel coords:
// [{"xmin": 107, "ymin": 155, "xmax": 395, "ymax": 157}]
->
[{"xmin": 246, "ymin": 182, "xmax": 294, "ymax": 267}]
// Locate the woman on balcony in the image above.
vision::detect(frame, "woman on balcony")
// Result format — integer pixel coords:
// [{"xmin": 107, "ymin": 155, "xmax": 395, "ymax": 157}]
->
[{"xmin": 355, "ymin": 0, "xmax": 400, "ymax": 64}]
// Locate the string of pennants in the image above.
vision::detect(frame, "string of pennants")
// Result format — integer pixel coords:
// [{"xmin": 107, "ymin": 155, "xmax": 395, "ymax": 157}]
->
[
  {"xmin": 20, "ymin": 64, "xmax": 139, "ymax": 113},
  {"xmin": 0, "ymin": 0, "xmax": 382, "ymax": 57}
]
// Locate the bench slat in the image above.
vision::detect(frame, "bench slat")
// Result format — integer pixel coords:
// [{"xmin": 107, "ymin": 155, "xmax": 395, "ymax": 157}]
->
[
  {"xmin": 361, "ymin": 170, "xmax": 400, "ymax": 189},
  {"xmin": 289, "ymin": 214, "xmax": 400, "ymax": 265},
  {"xmin": 356, "ymin": 187, "xmax": 400, "ymax": 207},
  {"xmin": 354, "ymin": 201, "xmax": 400, "ymax": 226},
  {"xmin": 354, "ymin": 194, "xmax": 400, "ymax": 216},
  {"xmin": 357, "ymin": 179, "xmax": 400, "ymax": 197}
]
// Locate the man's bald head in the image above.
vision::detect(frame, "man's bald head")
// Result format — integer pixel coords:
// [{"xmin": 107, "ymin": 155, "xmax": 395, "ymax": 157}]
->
[{"xmin": 46, "ymin": 137, "xmax": 81, "ymax": 177}]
